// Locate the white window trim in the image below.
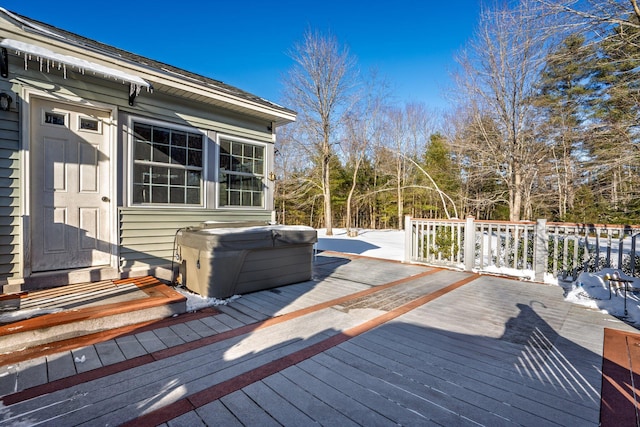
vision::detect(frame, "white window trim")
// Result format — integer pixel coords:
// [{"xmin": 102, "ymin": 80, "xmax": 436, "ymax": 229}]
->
[
  {"xmin": 126, "ymin": 116, "xmax": 209, "ymax": 209},
  {"xmin": 216, "ymin": 133, "xmax": 268, "ymax": 210}
]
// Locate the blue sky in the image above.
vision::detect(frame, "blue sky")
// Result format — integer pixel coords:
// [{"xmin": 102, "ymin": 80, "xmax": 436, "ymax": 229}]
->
[{"xmin": 1, "ymin": 1, "xmax": 481, "ymax": 110}]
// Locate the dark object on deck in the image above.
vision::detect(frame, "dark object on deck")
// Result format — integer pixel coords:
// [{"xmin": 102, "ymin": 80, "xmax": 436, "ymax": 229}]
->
[{"xmin": 177, "ymin": 224, "xmax": 317, "ymax": 298}]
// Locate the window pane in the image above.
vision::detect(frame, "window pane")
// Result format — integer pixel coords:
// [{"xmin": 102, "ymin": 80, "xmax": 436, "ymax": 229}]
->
[
  {"xmin": 135, "ymin": 140, "xmax": 151, "ymax": 161},
  {"xmin": 151, "ymin": 186, "xmax": 168, "ymax": 203},
  {"xmin": 230, "ymin": 191, "xmax": 240, "ymax": 206},
  {"xmin": 254, "ymin": 159, "xmax": 264, "ymax": 175},
  {"xmin": 230, "ymin": 156, "xmax": 241, "ymax": 172},
  {"xmin": 220, "ymin": 139, "xmax": 230, "ymax": 154},
  {"xmin": 170, "ymin": 146, "xmax": 186, "ymax": 165},
  {"xmin": 242, "ymin": 192, "xmax": 251, "ymax": 206},
  {"xmin": 187, "ymin": 188, "xmax": 200, "ymax": 204},
  {"xmin": 173, "ymin": 131, "xmax": 187, "ymax": 147},
  {"xmin": 232, "ymin": 142, "xmax": 242, "ymax": 156},
  {"xmin": 220, "ymin": 153, "xmax": 230, "ymax": 170},
  {"xmin": 133, "ymin": 164, "xmax": 150, "ymax": 184},
  {"xmin": 170, "ymin": 170, "xmax": 185, "ymax": 185},
  {"xmin": 189, "ymin": 134, "xmax": 203, "ymax": 150},
  {"xmin": 187, "ymin": 170, "xmax": 201, "ymax": 186},
  {"xmin": 153, "ymin": 127, "xmax": 170, "ymax": 144},
  {"xmin": 152, "ymin": 166, "xmax": 169, "ymax": 185},
  {"xmin": 188, "ymin": 149, "xmax": 202, "ymax": 167},
  {"xmin": 252, "ymin": 177, "xmax": 263, "ymax": 191},
  {"xmin": 218, "ymin": 182, "xmax": 227, "ymax": 206},
  {"xmin": 133, "ymin": 183, "xmax": 148, "ymax": 203},
  {"xmin": 153, "ymin": 144, "xmax": 170, "ymax": 164},
  {"xmin": 252, "ymin": 192, "xmax": 262, "ymax": 207},
  {"xmin": 133, "ymin": 123, "xmax": 151, "ymax": 141},
  {"xmin": 170, "ymin": 187, "xmax": 185, "ymax": 204}
]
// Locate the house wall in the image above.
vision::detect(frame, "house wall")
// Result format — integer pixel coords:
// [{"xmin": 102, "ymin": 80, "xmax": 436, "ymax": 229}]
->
[
  {"xmin": 1, "ymin": 43, "xmax": 278, "ymax": 283},
  {"xmin": 0, "ymin": 79, "xmax": 20, "ymax": 284}
]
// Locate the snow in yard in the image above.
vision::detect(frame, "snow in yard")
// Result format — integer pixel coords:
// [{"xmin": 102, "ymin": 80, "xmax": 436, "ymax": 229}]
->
[
  {"xmin": 176, "ymin": 227, "xmax": 640, "ymax": 326},
  {"xmin": 316, "ymin": 228, "xmax": 405, "ymax": 261}
]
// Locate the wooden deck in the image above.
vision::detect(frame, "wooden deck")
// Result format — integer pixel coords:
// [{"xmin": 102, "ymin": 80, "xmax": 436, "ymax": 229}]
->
[{"xmin": 0, "ymin": 252, "xmax": 638, "ymax": 426}]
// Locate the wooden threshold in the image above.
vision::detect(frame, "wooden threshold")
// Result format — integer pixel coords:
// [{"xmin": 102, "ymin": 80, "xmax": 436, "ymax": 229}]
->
[{"xmin": 0, "ymin": 276, "xmax": 187, "ymax": 356}]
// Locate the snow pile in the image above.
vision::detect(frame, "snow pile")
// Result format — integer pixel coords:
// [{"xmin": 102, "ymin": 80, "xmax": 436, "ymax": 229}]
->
[
  {"xmin": 0, "ymin": 308, "xmax": 63, "ymax": 325},
  {"xmin": 563, "ymin": 268, "xmax": 640, "ymax": 326},
  {"xmin": 174, "ymin": 286, "xmax": 241, "ymax": 312}
]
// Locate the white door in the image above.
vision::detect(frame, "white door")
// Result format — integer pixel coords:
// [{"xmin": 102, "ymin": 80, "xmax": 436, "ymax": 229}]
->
[{"xmin": 30, "ymin": 98, "xmax": 112, "ymax": 272}]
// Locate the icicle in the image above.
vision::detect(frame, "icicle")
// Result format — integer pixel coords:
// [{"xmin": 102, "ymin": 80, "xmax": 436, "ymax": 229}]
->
[
  {"xmin": 46, "ymin": 59, "xmax": 50, "ymax": 73},
  {"xmin": 24, "ymin": 54, "xmax": 28, "ymax": 70},
  {"xmin": 63, "ymin": 64, "xmax": 66, "ymax": 79},
  {"xmin": 39, "ymin": 56, "xmax": 43, "ymax": 72}
]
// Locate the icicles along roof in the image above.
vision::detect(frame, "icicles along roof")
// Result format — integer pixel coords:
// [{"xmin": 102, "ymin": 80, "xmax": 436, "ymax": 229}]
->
[{"xmin": 0, "ymin": 8, "xmax": 295, "ymax": 121}]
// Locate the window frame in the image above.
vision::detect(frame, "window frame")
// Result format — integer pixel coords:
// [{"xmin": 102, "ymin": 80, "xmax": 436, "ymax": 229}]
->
[
  {"xmin": 127, "ymin": 117, "xmax": 208, "ymax": 208},
  {"xmin": 216, "ymin": 134, "xmax": 268, "ymax": 209}
]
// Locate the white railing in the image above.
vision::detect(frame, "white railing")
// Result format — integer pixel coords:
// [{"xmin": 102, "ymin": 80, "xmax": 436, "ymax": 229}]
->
[{"xmin": 404, "ymin": 216, "xmax": 640, "ymax": 282}]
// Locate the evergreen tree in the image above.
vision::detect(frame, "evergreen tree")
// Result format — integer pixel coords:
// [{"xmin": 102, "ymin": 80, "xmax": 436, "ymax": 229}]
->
[
  {"xmin": 533, "ymin": 33, "xmax": 597, "ymax": 221},
  {"xmin": 587, "ymin": 16, "xmax": 640, "ymax": 222}
]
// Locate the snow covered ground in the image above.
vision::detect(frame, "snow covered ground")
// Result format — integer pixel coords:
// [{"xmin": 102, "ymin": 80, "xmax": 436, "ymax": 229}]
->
[
  {"xmin": 169, "ymin": 227, "xmax": 640, "ymax": 327},
  {"xmin": 4, "ymin": 227, "xmax": 637, "ymax": 328}
]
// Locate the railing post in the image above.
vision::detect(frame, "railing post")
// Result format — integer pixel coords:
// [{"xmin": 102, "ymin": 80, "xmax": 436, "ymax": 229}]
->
[
  {"xmin": 404, "ymin": 215, "xmax": 412, "ymax": 263},
  {"xmin": 464, "ymin": 217, "xmax": 475, "ymax": 272},
  {"xmin": 534, "ymin": 219, "xmax": 548, "ymax": 282},
  {"xmin": 632, "ymin": 234, "xmax": 637, "ymax": 276}
]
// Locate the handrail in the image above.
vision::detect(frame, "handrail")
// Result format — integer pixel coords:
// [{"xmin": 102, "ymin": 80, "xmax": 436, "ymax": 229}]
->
[{"xmin": 405, "ymin": 216, "xmax": 639, "ymax": 282}]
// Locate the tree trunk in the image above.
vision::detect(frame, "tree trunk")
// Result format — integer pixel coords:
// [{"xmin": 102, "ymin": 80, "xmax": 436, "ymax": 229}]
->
[
  {"xmin": 510, "ymin": 168, "xmax": 523, "ymax": 222},
  {"xmin": 323, "ymin": 144, "xmax": 333, "ymax": 235}
]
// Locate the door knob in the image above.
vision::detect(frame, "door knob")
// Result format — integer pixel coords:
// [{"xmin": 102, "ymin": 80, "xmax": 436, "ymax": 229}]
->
[{"xmin": 102, "ymin": 196, "xmax": 110, "ymax": 202}]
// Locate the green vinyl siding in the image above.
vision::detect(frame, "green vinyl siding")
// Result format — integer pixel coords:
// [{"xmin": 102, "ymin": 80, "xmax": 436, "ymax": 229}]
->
[
  {"xmin": 1, "ymin": 25, "xmax": 282, "ymax": 282},
  {"xmin": 0, "ymin": 104, "xmax": 21, "ymax": 282},
  {"xmin": 17, "ymin": 74, "xmax": 274, "ymax": 143},
  {"xmin": 119, "ymin": 208, "xmax": 272, "ymax": 270}
]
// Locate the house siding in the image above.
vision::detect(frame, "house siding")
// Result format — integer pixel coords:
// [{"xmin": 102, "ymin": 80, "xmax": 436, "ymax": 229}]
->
[
  {"xmin": 0, "ymin": 83, "xmax": 21, "ymax": 283},
  {"xmin": 118, "ymin": 208, "xmax": 273, "ymax": 272},
  {"xmin": 1, "ymin": 14, "xmax": 290, "ymax": 284}
]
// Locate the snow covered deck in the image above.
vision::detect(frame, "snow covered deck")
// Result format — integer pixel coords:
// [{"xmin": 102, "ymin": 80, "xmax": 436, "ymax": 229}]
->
[{"xmin": 0, "ymin": 252, "xmax": 638, "ymax": 425}]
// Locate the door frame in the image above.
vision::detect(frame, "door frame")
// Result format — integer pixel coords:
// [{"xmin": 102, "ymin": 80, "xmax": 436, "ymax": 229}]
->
[{"xmin": 21, "ymin": 89, "xmax": 119, "ymax": 277}]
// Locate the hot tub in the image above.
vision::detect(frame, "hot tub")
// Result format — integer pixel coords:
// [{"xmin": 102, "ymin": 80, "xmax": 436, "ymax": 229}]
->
[{"xmin": 176, "ymin": 224, "xmax": 317, "ymax": 298}]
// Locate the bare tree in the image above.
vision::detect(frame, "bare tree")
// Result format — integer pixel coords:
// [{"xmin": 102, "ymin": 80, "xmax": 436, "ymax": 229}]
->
[
  {"xmin": 282, "ymin": 29, "xmax": 358, "ymax": 235},
  {"xmin": 341, "ymin": 72, "xmax": 388, "ymax": 232},
  {"xmin": 453, "ymin": 0, "xmax": 553, "ymax": 221},
  {"xmin": 536, "ymin": 0, "xmax": 640, "ymax": 29},
  {"xmin": 274, "ymin": 124, "xmax": 319, "ymax": 225}
]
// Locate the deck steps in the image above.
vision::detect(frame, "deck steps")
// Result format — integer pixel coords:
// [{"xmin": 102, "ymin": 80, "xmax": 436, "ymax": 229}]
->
[{"xmin": 0, "ymin": 276, "xmax": 187, "ymax": 354}]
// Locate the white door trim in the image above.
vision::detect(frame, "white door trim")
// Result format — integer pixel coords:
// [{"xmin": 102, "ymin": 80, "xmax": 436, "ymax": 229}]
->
[{"xmin": 21, "ymin": 89, "xmax": 119, "ymax": 276}]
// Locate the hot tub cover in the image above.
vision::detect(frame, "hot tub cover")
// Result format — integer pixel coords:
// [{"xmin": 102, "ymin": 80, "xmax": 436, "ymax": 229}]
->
[{"xmin": 176, "ymin": 225, "xmax": 317, "ymax": 251}]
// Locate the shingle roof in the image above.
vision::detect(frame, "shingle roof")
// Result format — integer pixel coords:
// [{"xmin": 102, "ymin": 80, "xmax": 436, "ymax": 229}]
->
[{"xmin": 5, "ymin": 9, "xmax": 295, "ymax": 116}]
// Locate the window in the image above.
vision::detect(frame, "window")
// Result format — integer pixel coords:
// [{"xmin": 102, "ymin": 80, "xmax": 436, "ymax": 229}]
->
[
  {"xmin": 219, "ymin": 138, "xmax": 265, "ymax": 207},
  {"xmin": 131, "ymin": 122, "xmax": 204, "ymax": 205},
  {"xmin": 44, "ymin": 111, "xmax": 67, "ymax": 127}
]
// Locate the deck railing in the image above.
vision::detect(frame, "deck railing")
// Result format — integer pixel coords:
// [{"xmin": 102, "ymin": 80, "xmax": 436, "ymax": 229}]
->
[{"xmin": 404, "ymin": 216, "xmax": 640, "ymax": 282}]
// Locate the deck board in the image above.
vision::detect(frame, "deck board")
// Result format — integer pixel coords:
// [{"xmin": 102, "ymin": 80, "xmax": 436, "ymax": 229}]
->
[{"xmin": 1, "ymin": 253, "xmax": 639, "ymax": 426}]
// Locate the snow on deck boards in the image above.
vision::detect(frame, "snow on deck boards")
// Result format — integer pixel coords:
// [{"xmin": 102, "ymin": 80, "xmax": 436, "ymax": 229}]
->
[{"xmin": 0, "ymin": 253, "xmax": 638, "ymax": 426}]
